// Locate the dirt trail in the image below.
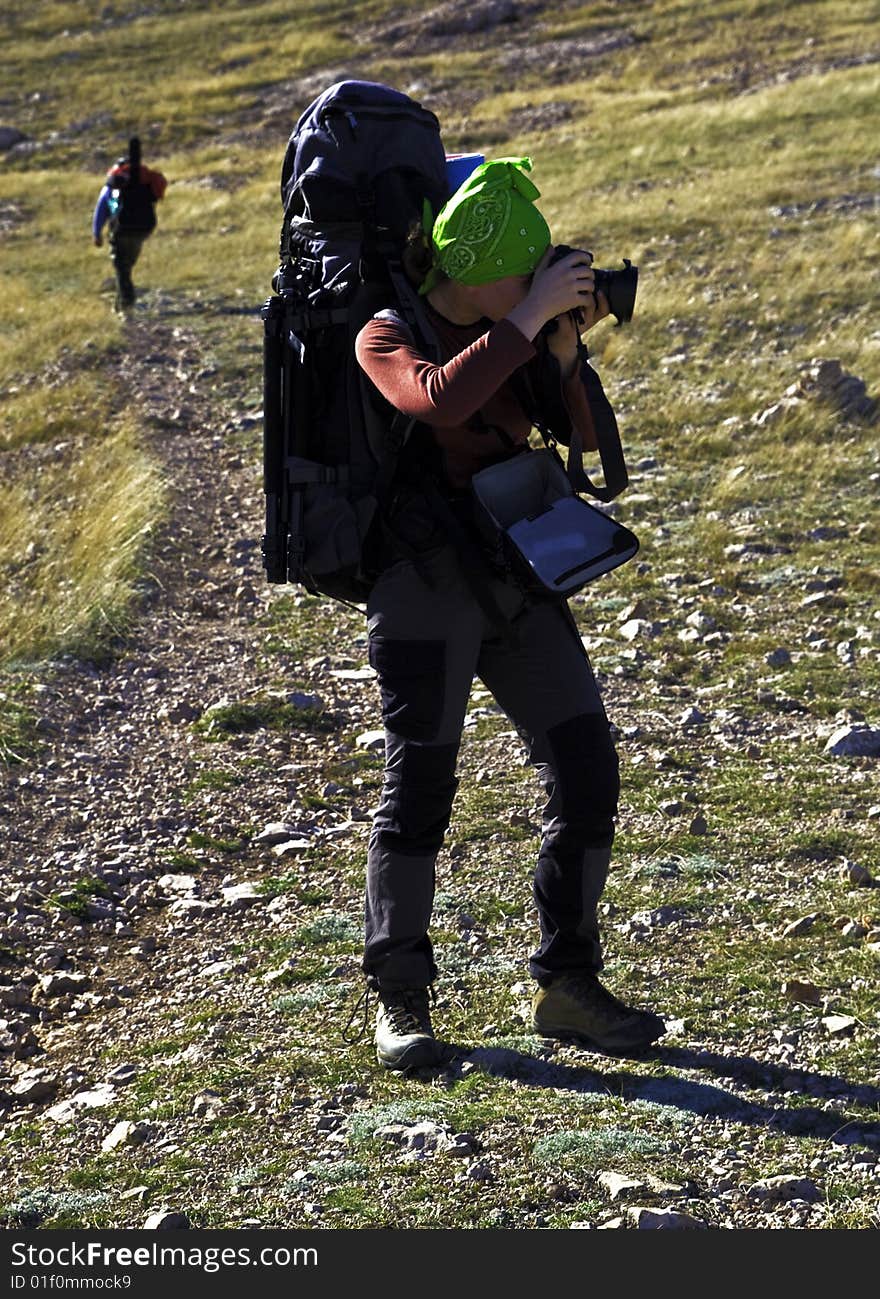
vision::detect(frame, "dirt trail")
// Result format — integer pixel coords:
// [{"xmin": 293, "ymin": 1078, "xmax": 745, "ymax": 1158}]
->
[{"xmin": 0, "ymin": 312, "xmax": 309, "ymax": 1086}]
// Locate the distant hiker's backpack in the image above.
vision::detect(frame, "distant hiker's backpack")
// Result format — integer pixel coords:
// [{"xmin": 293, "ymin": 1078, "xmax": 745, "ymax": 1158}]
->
[
  {"xmin": 260, "ymin": 79, "xmax": 450, "ymax": 604},
  {"xmin": 107, "ymin": 137, "xmax": 158, "ymax": 234},
  {"xmin": 109, "ymin": 178, "xmax": 156, "ymax": 232}
]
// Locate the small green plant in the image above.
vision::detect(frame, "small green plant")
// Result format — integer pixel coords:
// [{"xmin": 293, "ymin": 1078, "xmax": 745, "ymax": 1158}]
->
[
  {"xmin": 305, "ymin": 1160, "xmax": 368, "ymax": 1185},
  {"xmin": 532, "ymin": 1128, "xmax": 666, "ymax": 1170},
  {"xmin": 347, "ymin": 1103, "xmax": 449, "ymax": 1146},
  {"xmin": 297, "ymin": 913, "xmax": 361, "ymax": 947},
  {"xmin": 187, "ymin": 830, "xmax": 246, "ymax": 854},
  {"xmin": 0, "ymin": 1188, "xmax": 110, "ymax": 1230},
  {"xmin": 161, "ymin": 851, "xmax": 204, "ymax": 871},
  {"xmin": 274, "ymin": 982, "xmax": 346, "ymax": 1014},
  {"xmin": 45, "ymin": 875, "xmax": 113, "ymax": 920},
  {"xmin": 0, "ymin": 679, "xmax": 39, "ymax": 765},
  {"xmin": 184, "ymin": 768, "xmax": 245, "ymax": 799},
  {"xmin": 193, "ymin": 697, "xmax": 333, "ymax": 740}
]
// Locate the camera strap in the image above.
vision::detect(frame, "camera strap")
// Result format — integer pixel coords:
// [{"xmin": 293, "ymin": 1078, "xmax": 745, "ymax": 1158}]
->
[
  {"xmin": 513, "ymin": 335, "xmax": 629, "ymax": 502},
  {"xmin": 567, "ymin": 335, "xmax": 629, "ymax": 501}
]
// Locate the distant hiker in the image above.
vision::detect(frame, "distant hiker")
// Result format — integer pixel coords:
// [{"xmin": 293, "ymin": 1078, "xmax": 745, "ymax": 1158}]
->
[
  {"xmin": 353, "ymin": 157, "xmax": 666, "ymax": 1071},
  {"xmin": 92, "ymin": 137, "xmax": 166, "ymax": 309}
]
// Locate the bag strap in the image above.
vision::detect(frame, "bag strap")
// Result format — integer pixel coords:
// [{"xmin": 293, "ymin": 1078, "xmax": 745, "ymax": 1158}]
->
[{"xmin": 513, "ymin": 334, "xmax": 628, "ymax": 502}]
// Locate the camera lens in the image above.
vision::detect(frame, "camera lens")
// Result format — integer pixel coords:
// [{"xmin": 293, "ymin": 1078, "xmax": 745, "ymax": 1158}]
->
[{"xmin": 594, "ymin": 259, "xmax": 638, "ymax": 323}]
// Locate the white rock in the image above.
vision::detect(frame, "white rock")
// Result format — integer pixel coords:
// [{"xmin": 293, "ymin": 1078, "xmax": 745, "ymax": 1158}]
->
[
  {"xmin": 356, "ymin": 730, "xmax": 386, "ymax": 751},
  {"xmin": 37, "ymin": 972, "xmax": 91, "ymax": 997},
  {"xmin": 45, "ymin": 1084, "xmax": 118, "ymax": 1124},
  {"xmin": 9, "ymin": 1070, "xmax": 59, "ymax": 1103},
  {"xmin": 255, "ymin": 822, "xmax": 302, "ymax": 845},
  {"xmin": 748, "ymin": 1175, "xmax": 821, "ymax": 1202},
  {"xmin": 822, "ymin": 1014, "xmax": 857, "ymax": 1036},
  {"xmin": 619, "ymin": 619, "xmax": 656, "ymax": 641},
  {"xmin": 105, "ymin": 1063, "xmax": 138, "ymax": 1085},
  {"xmin": 167, "ymin": 898, "xmax": 218, "ymax": 919},
  {"xmin": 221, "ymin": 882, "xmax": 262, "ymax": 909},
  {"xmin": 157, "ymin": 874, "xmax": 200, "ymax": 896},
  {"xmin": 374, "ymin": 1120, "xmax": 453, "ymax": 1153},
  {"xmin": 823, "ymin": 725, "xmax": 880, "ymax": 757},
  {"xmin": 627, "ymin": 1206, "xmax": 706, "ymax": 1229},
  {"xmin": 598, "ymin": 1171, "xmax": 646, "ymax": 1200},
  {"xmin": 272, "ymin": 839, "xmax": 313, "ymax": 857},
  {"xmin": 143, "ymin": 1210, "xmax": 190, "ymax": 1230},
  {"xmin": 101, "ymin": 1120, "xmax": 155, "ymax": 1152},
  {"xmin": 201, "ymin": 960, "xmax": 235, "ymax": 977}
]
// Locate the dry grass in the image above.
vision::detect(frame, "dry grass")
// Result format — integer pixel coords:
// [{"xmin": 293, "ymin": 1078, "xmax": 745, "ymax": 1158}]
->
[{"xmin": 0, "ymin": 421, "xmax": 163, "ymax": 664}]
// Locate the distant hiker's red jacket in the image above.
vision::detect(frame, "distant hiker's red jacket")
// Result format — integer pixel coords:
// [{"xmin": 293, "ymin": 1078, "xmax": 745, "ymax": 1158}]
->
[{"xmin": 106, "ymin": 162, "xmax": 167, "ymax": 200}]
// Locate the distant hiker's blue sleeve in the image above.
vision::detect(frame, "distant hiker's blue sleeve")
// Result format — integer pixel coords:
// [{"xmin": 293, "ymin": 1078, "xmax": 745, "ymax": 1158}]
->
[{"xmin": 92, "ymin": 187, "xmax": 111, "ymax": 238}]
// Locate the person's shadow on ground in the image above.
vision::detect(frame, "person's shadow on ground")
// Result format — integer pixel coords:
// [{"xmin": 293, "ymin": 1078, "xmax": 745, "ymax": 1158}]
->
[{"xmin": 422, "ymin": 1040, "xmax": 880, "ymax": 1151}]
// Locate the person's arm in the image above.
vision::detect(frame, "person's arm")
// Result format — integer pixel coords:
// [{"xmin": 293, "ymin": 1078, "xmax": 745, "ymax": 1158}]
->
[
  {"xmin": 355, "ymin": 316, "xmax": 535, "ymax": 427},
  {"xmin": 91, "ymin": 186, "xmax": 111, "ymax": 244}
]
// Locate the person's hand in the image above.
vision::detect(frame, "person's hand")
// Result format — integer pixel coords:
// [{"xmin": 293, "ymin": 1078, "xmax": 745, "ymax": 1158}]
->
[
  {"xmin": 574, "ymin": 287, "xmax": 611, "ymax": 333},
  {"xmin": 531, "ymin": 245, "xmax": 597, "ymax": 319},
  {"xmin": 507, "ymin": 247, "xmax": 599, "ymax": 343},
  {"xmin": 93, "ymin": 234, "xmax": 103, "ymax": 247}
]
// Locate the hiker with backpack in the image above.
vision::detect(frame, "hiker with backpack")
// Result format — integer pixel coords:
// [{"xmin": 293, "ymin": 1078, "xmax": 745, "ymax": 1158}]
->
[
  {"xmin": 92, "ymin": 137, "xmax": 166, "ymax": 309},
  {"xmin": 354, "ymin": 156, "xmax": 665, "ymax": 1071},
  {"xmin": 262, "ymin": 82, "xmax": 664, "ymax": 1074}
]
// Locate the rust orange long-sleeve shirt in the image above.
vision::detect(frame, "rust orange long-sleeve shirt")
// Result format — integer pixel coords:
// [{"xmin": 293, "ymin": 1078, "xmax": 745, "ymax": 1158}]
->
[{"xmin": 355, "ymin": 303, "xmax": 598, "ymax": 490}]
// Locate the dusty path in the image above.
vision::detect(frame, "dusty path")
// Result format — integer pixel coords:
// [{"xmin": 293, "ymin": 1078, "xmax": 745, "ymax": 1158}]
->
[{"xmin": 0, "ymin": 313, "xmax": 317, "ymax": 1091}]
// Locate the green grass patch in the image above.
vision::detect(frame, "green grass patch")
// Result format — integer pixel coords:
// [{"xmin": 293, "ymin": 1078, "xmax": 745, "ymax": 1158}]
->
[
  {"xmin": 0, "ymin": 1188, "xmax": 111, "ymax": 1230},
  {"xmin": 45, "ymin": 874, "xmax": 113, "ymax": 920},
  {"xmin": 193, "ymin": 696, "xmax": 333, "ymax": 740},
  {"xmin": 532, "ymin": 1127, "xmax": 668, "ymax": 1169}
]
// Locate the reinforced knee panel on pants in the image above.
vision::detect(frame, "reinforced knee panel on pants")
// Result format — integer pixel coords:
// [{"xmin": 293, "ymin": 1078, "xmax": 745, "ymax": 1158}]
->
[
  {"xmin": 372, "ymin": 742, "xmax": 459, "ymax": 856},
  {"xmin": 545, "ymin": 711, "xmax": 620, "ymax": 833},
  {"xmin": 368, "ymin": 637, "xmax": 446, "ymax": 741}
]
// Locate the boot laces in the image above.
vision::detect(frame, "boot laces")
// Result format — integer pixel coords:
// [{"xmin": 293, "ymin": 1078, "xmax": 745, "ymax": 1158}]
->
[
  {"xmin": 565, "ymin": 973, "xmax": 631, "ymax": 1019},
  {"xmin": 342, "ymin": 984, "xmax": 437, "ymax": 1044},
  {"xmin": 342, "ymin": 985, "xmax": 374, "ymax": 1045},
  {"xmin": 380, "ymin": 986, "xmax": 435, "ymax": 1037}
]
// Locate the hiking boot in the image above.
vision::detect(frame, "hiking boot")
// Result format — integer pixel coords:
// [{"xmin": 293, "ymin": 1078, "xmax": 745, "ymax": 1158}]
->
[
  {"xmin": 532, "ymin": 973, "xmax": 665, "ymax": 1055},
  {"xmin": 375, "ymin": 987, "xmax": 440, "ymax": 1072}
]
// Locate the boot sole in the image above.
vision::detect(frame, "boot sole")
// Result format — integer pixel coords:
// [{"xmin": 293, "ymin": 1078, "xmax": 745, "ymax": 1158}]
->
[
  {"xmin": 532, "ymin": 1023, "xmax": 664, "ymax": 1056},
  {"xmin": 376, "ymin": 1038, "xmax": 442, "ymax": 1072}
]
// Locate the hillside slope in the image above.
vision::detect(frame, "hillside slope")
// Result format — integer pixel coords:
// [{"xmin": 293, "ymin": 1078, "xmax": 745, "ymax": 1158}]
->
[{"xmin": 0, "ymin": 0, "xmax": 878, "ymax": 1230}]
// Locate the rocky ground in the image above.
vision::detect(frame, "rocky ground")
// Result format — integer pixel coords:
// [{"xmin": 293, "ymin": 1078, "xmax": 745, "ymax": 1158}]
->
[{"xmin": 1, "ymin": 303, "xmax": 878, "ymax": 1231}]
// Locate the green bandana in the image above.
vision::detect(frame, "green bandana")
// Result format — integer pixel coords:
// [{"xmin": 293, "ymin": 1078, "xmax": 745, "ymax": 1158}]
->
[{"xmin": 419, "ymin": 156, "xmax": 551, "ymax": 295}]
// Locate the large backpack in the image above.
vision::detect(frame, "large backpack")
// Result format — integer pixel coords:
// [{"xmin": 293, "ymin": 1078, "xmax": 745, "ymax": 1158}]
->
[
  {"xmin": 260, "ymin": 80, "xmax": 450, "ymax": 603},
  {"xmin": 107, "ymin": 137, "xmax": 158, "ymax": 234}
]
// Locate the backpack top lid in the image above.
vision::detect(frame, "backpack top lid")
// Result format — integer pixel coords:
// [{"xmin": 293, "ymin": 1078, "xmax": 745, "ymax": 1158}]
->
[{"xmin": 281, "ymin": 80, "xmax": 450, "ymax": 245}]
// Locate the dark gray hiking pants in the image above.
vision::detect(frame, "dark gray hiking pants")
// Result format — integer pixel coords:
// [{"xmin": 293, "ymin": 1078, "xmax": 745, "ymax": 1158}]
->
[
  {"xmin": 109, "ymin": 228, "xmax": 147, "ymax": 304},
  {"xmin": 364, "ymin": 545, "xmax": 620, "ymax": 991}
]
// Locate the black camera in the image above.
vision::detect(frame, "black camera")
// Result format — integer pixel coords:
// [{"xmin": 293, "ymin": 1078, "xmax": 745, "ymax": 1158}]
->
[{"xmin": 550, "ymin": 244, "xmax": 638, "ymax": 324}]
